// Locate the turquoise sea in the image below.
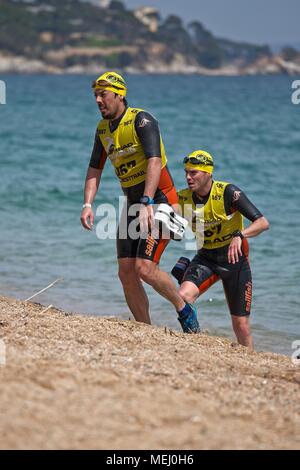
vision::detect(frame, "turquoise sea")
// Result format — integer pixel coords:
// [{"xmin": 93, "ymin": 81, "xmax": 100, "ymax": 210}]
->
[{"xmin": 0, "ymin": 74, "xmax": 299, "ymax": 356}]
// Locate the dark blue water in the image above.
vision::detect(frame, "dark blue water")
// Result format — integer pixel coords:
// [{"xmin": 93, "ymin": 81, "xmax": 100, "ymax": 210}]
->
[{"xmin": 0, "ymin": 74, "xmax": 299, "ymax": 355}]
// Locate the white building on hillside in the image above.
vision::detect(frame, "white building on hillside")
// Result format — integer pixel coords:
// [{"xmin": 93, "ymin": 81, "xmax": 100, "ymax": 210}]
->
[{"xmin": 134, "ymin": 7, "xmax": 160, "ymax": 33}]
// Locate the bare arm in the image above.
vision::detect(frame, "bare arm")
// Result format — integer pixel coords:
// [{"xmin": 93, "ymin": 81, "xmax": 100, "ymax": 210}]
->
[
  {"xmin": 84, "ymin": 166, "xmax": 102, "ymax": 204},
  {"xmin": 139, "ymin": 157, "xmax": 161, "ymax": 233},
  {"xmin": 228, "ymin": 216, "xmax": 270, "ymax": 264},
  {"xmin": 143, "ymin": 157, "xmax": 161, "ymax": 200},
  {"xmin": 81, "ymin": 167, "xmax": 102, "ymax": 230},
  {"xmin": 224, "ymin": 185, "xmax": 270, "ymax": 263},
  {"xmin": 241, "ymin": 216, "xmax": 269, "ymax": 239}
]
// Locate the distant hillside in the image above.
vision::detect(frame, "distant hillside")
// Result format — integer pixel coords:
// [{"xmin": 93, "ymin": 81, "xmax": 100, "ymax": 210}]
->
[
  {"xmin": 0, "ymin": 0, "xmax": 300, "ymax": 74},
  {"xmin": 271, "ymin": 42, "xmax": 300, "ymax": 54}
]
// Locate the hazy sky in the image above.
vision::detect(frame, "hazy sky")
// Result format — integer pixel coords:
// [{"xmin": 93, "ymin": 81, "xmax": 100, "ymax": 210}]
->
[{"xmin": 123, "ymin": 0, "xmax": 300, "ymax": 46}]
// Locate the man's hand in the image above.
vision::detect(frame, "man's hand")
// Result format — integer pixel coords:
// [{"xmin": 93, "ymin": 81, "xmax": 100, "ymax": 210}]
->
[
  {"xmin": 228, "ymin": 236, "xmax": 243, "ymax": 264},
  {"xmin": 81, "ymin": 207, "xmax": 94, "ymax": 231},
  {"xmin": 139, "ymin": 204, "xmax": 154, "ymax": 234}
]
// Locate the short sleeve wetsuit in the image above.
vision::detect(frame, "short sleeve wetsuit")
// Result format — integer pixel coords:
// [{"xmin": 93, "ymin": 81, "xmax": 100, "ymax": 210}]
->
[
  {"xmin": 178, "ymin": 182, "xmax": 263, "ymax": 316},
  {"xmin": 89, "ymin": 108, "xmax": 177, "ymax": 263}
]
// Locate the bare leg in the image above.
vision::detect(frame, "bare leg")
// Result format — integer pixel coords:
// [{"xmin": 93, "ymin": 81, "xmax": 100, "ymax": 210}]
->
[
  {"xmin": 179, "ymin": 281, "xmax": 200, "ymax": 304},
  {"xmin": 135, "ymin": 259, "xmax": 185, "ymax": 311},
  {"xmin": 231, "ymin": 315, "xmax": 254, "ymax": 350},
  {"xmin": 118, "ymin": 258, "xmax": 151, "ymax": 324}
]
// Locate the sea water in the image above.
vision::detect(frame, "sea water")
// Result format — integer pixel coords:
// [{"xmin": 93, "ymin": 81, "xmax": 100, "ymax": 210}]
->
[{"xmin": 0, "ymin": 74, "xmax": 299, "ymax": 355}]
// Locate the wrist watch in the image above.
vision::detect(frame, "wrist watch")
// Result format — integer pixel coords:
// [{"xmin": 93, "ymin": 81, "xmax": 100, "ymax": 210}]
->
[
  {"xmin": 82, "ymin": 203, "xmax": 92, "ymax": 209},
  {"xmin": 140, "ymin": 196, "xmax": 155, "ymax": 206},
  {"xmin": 232, "ymin": 230, "xmax": 244, "ymax": 240}
]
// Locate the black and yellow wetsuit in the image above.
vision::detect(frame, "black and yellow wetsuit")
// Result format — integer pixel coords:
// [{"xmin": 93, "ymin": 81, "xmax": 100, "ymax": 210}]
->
[
  {"xmin": 89, "ymin": 107, "xmax": 177, "ymax": 263},
  {"xmin": 177, "ymin": 181, "xmax": 263, "ymax": 316}
]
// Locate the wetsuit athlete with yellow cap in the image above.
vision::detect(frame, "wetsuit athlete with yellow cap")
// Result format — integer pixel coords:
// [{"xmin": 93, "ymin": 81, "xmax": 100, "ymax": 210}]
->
[
  {"xmin": 174, "ymin": 150, "xmax": 270, "ymax": 348},
  {"xmin": 81, "ymin": 71, "xmax": 198, "ymax": 332}
]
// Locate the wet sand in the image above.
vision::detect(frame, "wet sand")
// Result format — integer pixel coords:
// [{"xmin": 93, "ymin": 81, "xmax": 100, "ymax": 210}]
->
[{"xmin": 0, "ymin": 295, "xmax": 299, "ymax": 450}]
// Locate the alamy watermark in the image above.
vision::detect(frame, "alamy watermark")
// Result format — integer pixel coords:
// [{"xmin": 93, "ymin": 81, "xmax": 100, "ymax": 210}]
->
[
  {"xmin": 0, "ymin": 80, "xmax": 6, "ymax": 105},
  {"xmin": 0, "ymin": 339, "xmax": 6, "ymax": 366},
  {"xmin": 291, "ymin": 80, "xmax": 300, "ymax": 105},
  {"xmin": 291, "ymin": 340, "xmax": 300, "ymax": 365},
  {"xmin": 94, "ymin": 196, "xmax": 205, "ymax": 251}
]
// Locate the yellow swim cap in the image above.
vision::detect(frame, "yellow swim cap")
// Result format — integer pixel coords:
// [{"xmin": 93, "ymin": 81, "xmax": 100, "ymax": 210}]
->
[
  {"xmin": 183, "ymin": 150, "xmax": 214, "ymax": 174},
  {"xmin": 93, "ymin": 71, "xmax": 127, "ymax": 97}
]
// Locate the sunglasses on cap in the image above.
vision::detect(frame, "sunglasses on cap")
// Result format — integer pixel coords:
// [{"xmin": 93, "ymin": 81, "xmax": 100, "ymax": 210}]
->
[
  {"xmin": 93, "ymin": 79, "xmax": 125, "ymax": 92},
  {"xmin": 183, "ymin": 155, "xmax": 213, "ymax": 166},
  {"xmin": 105, "ymin": 74, "xmax": 126, "ymax": 86}
]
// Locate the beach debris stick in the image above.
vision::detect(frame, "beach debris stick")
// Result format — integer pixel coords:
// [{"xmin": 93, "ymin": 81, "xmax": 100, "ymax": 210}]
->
[
  {"xmin": 24, "ymin": 278, "xmax": 64, "ymax": 302},
  {"xmin": 40, "ymin": 305, "xmax": 53, "ymax": 315}
]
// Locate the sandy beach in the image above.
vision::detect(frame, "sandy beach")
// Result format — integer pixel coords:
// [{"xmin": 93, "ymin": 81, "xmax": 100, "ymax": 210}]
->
[{"xmin": 0, "ymin": 295, "xmax": 299, "ymax": 450}]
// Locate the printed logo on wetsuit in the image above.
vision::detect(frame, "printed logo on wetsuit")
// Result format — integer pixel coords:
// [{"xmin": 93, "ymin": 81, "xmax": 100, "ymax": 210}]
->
[
  {"xmin": 245, "ymin": 281, "xmax": 252, "ymax": 313},
  {"xmin": 145, "ymin": 234, "xmax": 158, "ymax": 257},
  {"xmin": 233, "ymin": 191, "xmax": 241, "ymax": 202},
  {"xmin": 138, "ymin": 118, "xmax": 151, "ymax": 128}
]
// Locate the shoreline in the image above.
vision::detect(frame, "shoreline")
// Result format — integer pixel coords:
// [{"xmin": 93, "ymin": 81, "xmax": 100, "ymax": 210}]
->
[
  {"xmin": 0, "ymin": 295, "xmax": 299, "ymax": 450},
  {"xmin": 0, "ymin": 54, "xmax": 300, "ymax": 76}
]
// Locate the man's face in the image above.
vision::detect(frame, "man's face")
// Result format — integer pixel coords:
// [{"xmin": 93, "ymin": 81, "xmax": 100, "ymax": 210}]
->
[
  {"xmin": 94, "ymin": 89, "xmax": 124, "ymax": 119},
  {"xmin": 185, "ymin": 169, "xmax": 212, "ymax": 192}
]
